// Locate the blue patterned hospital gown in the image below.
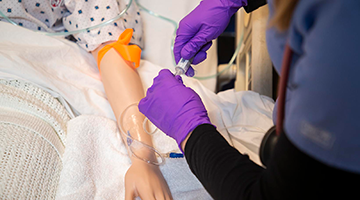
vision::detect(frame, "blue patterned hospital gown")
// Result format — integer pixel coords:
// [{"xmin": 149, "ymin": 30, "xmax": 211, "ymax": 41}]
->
[{"xmin": 0, "ymin": 0, "xmax": 143, "ymax": 51}]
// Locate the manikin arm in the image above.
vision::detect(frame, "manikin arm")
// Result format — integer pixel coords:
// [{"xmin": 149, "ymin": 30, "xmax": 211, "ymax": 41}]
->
[{"xmin": 91, "ymin": 46, "xmax": 172, "ymax": 200}]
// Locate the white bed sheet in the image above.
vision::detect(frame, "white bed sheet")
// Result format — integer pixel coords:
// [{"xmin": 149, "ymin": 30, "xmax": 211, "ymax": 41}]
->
[
  {"xmin": 0, "ymin": 22, "xmax": 275, "ymax": 199},
  {"xmin": 0, "ymin": 21, "xmax": 274, "ymax": 162}
]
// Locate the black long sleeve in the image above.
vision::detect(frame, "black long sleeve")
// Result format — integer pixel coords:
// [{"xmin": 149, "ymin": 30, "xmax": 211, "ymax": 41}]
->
[
  {"xmin": 185, "ymin": 124, "xmax": 359, "ymax": 200},
  {"xmin": 243, "ymin": 0, "xmax": 267, "ymax": 13}
]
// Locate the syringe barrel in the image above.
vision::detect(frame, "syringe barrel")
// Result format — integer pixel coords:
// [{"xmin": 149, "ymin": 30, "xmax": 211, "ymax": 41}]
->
[
  {"xmin": 175, "ymin": 67, "xmax": 185, "ymax": 75},
  {"xmin": 175, "ymin": 58, "xmax": 192, "ymax": 75}
]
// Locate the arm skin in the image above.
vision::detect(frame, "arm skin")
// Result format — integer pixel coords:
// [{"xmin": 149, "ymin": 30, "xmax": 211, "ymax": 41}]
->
[{"xmin": 91, "ymin": 45, "xmax": 172, "ymax": 200}]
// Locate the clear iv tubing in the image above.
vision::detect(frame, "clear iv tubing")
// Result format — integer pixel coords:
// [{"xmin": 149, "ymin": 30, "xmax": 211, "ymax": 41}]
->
[
  {"xmin": 118, "ymin": 103, "xmax": 165, "ymax": 165},
  {"xmin": 134, "ymin": 0, "xmax": 178, "ymax": 66},
  {"xmin": 194, "ymin": 34, "xmax": 244, "ymax": 80},
  {"xmin": 134, "ymin": 0, "xmax": 245, "ymax": 80},
  {"xmin": 0, "ymin": 0, "xmax": 244, "ymax": 79},
  {"xmin": 0, "ymin": 0, "xmax": 133, "ymax": 36},
  {"xmin": 45, "ymin": 1, "xmax": 133, "ymax": 36}
]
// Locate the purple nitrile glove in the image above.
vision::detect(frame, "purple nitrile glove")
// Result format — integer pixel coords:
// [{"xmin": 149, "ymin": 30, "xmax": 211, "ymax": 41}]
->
[
  {"xmin": 138, "ymin": 69, "xmax": 212, "ymax": 149},
  {"xmin": 174, "ymin": 0, "xmax": 248, "ymax": 68}
]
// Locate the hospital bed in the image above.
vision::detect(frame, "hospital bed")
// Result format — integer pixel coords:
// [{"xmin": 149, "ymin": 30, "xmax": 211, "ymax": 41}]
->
[
  {"xmin": 235, "ymin": 5, "xmax": 273, "ymax": 98},
  {"xmin": 0, "ymin": 1, "xmax": 274, "ymax": 199}
]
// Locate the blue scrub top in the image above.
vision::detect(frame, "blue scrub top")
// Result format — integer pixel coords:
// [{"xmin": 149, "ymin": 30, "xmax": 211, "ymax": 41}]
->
[{"xmin": 266, "ymin": 0, "xmax": 360, "ymax": 173}]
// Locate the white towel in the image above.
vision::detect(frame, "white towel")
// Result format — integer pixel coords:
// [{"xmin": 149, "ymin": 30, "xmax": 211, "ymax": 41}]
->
[
  {"xmin": 56, "ymin": 115, "xmax": 212, "ymax": 200},
  {"xmin": 0, "ymin": 22, "xmax": 275, "ymax": 199}
]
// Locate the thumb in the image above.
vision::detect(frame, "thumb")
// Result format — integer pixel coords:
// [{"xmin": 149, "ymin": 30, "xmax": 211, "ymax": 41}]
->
[
  {"xmin": 175, "ymin": 75, "xmax": 184, "ymax": 84},
  {"xmin": 185, "ymin": 66, "xmax": 195, "ymax": 77}
]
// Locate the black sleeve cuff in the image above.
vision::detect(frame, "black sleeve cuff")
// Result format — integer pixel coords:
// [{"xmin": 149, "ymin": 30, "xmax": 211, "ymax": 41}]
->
[
  {"xmin": 244, "ymin": 0, "xmax": 267, "ymax": 13},
  {"xmin": 184, "ymin": 124, "xmax": 218, "ymax": 156}
]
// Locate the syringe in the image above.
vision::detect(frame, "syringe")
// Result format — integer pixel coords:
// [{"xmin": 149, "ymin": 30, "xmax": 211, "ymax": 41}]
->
[{"xmin": 174, "ymin": 58, "xmax": 193, "ymax": 76}]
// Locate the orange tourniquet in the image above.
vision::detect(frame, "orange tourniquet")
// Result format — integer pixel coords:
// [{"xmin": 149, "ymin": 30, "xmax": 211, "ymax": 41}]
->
[{"xmin": 97, "ymin": 29, "xmax": 141, "ymax": 71}]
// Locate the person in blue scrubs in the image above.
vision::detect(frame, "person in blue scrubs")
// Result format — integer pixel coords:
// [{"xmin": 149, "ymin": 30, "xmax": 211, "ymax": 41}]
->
[{"xmin": 139, "ymin": 0, "xmax": 360, "ymax": 199}]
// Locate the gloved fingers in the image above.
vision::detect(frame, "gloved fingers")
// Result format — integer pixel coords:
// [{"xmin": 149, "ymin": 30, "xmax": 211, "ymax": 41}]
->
[
  {"xmin": 156, "ymin": 69, "xmax": 173, "ymax": 80},
  {"xmin": 192, "ymin": 51, "xmax": 207, "ymax": 65},
  {"xmin": 185, "ymin": 66, "xmax": 195, "ymax": 77},
  {"xmin": 155, "ymin": 69, "xmax": 186, "ymax": 85},
  {"xmin": 192, "ymin": 51, "xmax": 206, "ymax": 65},
  {"xmin": 173, "ymin": 40, "xmax": 183, "ymax": 65},
  {"xmin": 184, "ymin": 41, "xmax": 213, "ymax": 76},
  {"xmin": 140, "ymin": 69, "xmax": 181, "ymax": 112},
  {"xmin": 180, "ymin": 30, "xmax": 213, "ymax": 61},
  {"xmin": 174, "ymin": 36, "xmax": 184, "ymax": 64},
  {"xmin": 200, "ymin": 40, "xmax": 213, "ymax": 52},
  {"xmin": 192, "ymin": 41, "xmax": 213, "ymax": 65},
  {"xmin": 138, "ymin": 97, "xmax": 148, "ymax": 113},
  {"xmin": 152, "ymin": 69, "xmax": 173, "ymax": 85},
  {"xmin": 174, "ymin": 32, "xmax": 196, "ymax": 64},
  {"xmin": 175, "ymin": 75, "xmax": 184, "ymax": 83},
  {"xmin": 181, "ymin": 41, "xmax": 212, "ymax": 76},
  {"xmin": 180, "ymin": 40, "xmax": 204, "ymax": 61}
]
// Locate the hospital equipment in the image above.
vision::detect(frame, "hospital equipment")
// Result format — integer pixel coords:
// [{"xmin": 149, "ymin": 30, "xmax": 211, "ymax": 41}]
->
[
  {"xmin": 259, "ymin": 44, "xmax": 293, "ymax": 166},
  {"xmin": 143, "ymin": 117, "xmax": 158, "ymax": 135},
  {"xmin": 97, "ymin": 29, "xmax": 142, "ymax": 71},
  {"xmin": 118, "ymin": 103, "xmax": 165, "ymax": 165},
  {"xmin": 174, "ymin": 58, "xmax": 192, "ymax": 76},
  {"xmin": 0, "ymin": 0, "xmax": 274, "ymax": 163},
  {"xmin": 136, "ymin": 0, "xmax": 245, "ymax": 80},
  {"xmin": 0, "ymin": 3, "xmax": 274, "ymax": 198},
  {"xmin": 136, "ymin": 0, "xmax": 272, "ymax": 93},
  {"xmin": 0, "ymin": 0, "xmax": 243, "ymax": 81},
  {"xmin": 235, "ymin": 5, "xmax": 273, "ymax": 98},
  {"xmin": 119, "ymin": 103, "xmax": 185, "ymax": 165}
]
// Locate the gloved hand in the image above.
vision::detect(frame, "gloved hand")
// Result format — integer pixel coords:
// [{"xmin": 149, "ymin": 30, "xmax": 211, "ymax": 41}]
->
[
  {"xmin": 139, "ymin": 69, "xmax": 213, "ymax": 149},
  {"xmin": 174, "ymin": 0, "xmax": 248, "ymax": 68}
]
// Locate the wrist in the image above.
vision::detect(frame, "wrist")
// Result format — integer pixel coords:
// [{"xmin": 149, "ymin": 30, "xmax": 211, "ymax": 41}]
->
[
  {"xmin": 180, "ymin": 123, "xmax": 215, "ymax": 152},
  {"xmin": 131, "ymin": 157, "xmax": 159, "ymax": 167},
  {"xmin": 176, "ymin": 117, "xmax": 212, "ymax": 149},
  {"xmin": 129, "ymin": 149, "xmax": 158, "ymax": 165},
  {"xmin": 181, "ymin": 131, "xmax": 193, "ymax": 152}
]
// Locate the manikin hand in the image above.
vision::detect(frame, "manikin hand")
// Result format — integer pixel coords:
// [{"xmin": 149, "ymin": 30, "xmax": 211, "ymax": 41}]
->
[
  {"xmin": 174, "ymin": 0, "xmax": 248, "ymax": 68},
  {"xmin": 125, "ymin": 159, "xmax": 172, "ymax": 200},
  {"xmin": 92, "ymin": 44, "xmax": 172, "ymax": 200}
]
